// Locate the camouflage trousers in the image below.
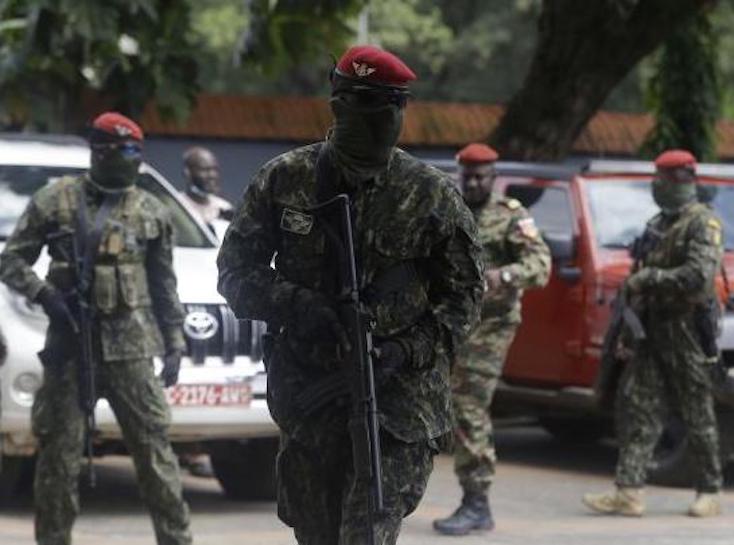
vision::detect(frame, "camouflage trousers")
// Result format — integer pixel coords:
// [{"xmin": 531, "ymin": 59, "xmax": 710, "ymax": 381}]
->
[
  {"xmin": 32, "ymin": 356, "xmax": 192, "ymax": 545},
  {"xmin": 451, "ymin": 318, "xmax": 517, "ymax": 495},
  {"xmin": 616, "ymin": 319, "xmax": 722, "ymax": 492},
  {"xmin": 276, "ymin": 409, "xmax": 435, "ymax": 545}
]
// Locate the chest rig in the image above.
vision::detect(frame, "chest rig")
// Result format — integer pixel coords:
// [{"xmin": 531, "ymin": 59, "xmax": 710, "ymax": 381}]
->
[{"xmin": 46, "ymin": 177, "xmax": 158, "ymax": 315}]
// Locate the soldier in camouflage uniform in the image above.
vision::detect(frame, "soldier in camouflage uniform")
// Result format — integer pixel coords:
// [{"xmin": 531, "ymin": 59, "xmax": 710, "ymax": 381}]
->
[
  {"xmin": 434, "ymin": 143, "xmax": 551, "ymax": 535},
  {"xmin": 584, "ymin": 149, "xmax": 724, "ymax": 518},
  {"xmin": 217, "ymin": 46, "xmax": 483, "ymax": 545},
  {"xmin": 0, "ymin": 113, "xmax": 192, "ymax": 545}
]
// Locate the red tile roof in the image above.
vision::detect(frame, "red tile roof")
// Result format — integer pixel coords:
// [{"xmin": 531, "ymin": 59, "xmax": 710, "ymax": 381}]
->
[{"xmin": 139, "ymin": 94, "xmax": 734, "ymax": 159}]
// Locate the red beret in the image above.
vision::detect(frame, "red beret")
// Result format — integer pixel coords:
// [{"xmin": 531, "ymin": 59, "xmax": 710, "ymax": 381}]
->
[
  {"xmin": 456, "ymin": 143, "xmax": 499, "ymax": 164},
  {"xmin": 335, "ymin": 45, "xmax": 416, "ymax": 88},
  {"xmin": 654, "ymin": 149, "xmax": 696, "ymax": 170},
  {"xmin": 92, "ymin": 112, "xmax": 143, "ymax": 141}
]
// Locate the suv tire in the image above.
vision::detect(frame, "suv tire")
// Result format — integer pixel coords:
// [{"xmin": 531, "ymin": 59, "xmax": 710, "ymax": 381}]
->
[
  {"xmin": 539, "ymin": 416, "xmax": 608, "ymax": 444},
  {"xmin": 208, "ymin": 438, "xmax": 278, "ymax": 501},
  {"xmin": 0, "ymin": 455, "xmax": 35, "ymax": 506}
]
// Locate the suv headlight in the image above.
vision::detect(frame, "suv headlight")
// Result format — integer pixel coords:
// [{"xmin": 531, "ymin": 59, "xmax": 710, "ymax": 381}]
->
[{"xmin": 12, "ymin": 371, "xmax": 42, "ymax": 405}]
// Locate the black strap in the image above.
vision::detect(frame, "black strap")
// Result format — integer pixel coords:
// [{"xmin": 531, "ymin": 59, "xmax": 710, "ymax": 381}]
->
[
  {"xmin": 314, "ymin": 144, "xmax": 349, "ymax": 295},
  {"xmin": 76, "ymin": 184, "xmax": 123, "ymax": 298}
]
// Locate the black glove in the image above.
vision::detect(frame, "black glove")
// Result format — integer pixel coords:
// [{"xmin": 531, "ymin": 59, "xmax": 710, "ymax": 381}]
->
[
  {"xmin": 35, "ymin": 287, "xmax": 76, "ymax": 331},
  {"xmin": 374, "ymin": 340, "xmax": 408, "ymax": 384},
  {"xmin": 290, "ymin": 288, "xmax": 351, "ymax": 351},
  {"xmin": 161, "ymin": 350, "xmax": 182, "ymax": 387}
]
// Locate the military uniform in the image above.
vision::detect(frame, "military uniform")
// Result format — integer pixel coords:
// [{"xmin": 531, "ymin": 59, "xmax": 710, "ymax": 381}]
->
[
  {"xmin": 453, "ymin": 197, "xmax": 550, "ymax": 495},
  {"xmin": 0, "ymin": 175, "xmax": 192, "ymax": 545},
  {"xmin": 217, "ymin": 142, "xmax": 483, "ymax": 544},
  {"xmin": 616, "ymin": 201, "xmax": 723, "ymax": 492}
]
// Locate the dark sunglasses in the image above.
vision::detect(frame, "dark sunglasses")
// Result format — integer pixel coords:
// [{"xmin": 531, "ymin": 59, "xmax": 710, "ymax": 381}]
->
[
  {"xmin": 340, "ymin": 89, "xmax": 411, "ymax": 109},
  {"xmin": 92, "ymin": 142, "xmax": 143, "ymax": 157}
]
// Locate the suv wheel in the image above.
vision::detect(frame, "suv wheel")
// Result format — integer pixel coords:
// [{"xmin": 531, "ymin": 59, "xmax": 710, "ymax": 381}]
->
[
  {"xmin": 0, "ymin": 455, "xmax": 36, "ymax": 506},
  {"xmin": 207, "ymin": 438, "xmax": 278, "ymax": 501},
  {"xmin": 539, "ymin": 416, "xmax": 608, "ymax": 444}
]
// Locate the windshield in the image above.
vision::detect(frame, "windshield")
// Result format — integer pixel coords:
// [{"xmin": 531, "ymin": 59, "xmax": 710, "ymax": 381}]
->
[
  {"xmin": 586, "ymin": 180, "xmax": 734, "ymax": 250},
  {"xmin": 0, "ymin": 165, "xmax": 211, "ymax": 248}
]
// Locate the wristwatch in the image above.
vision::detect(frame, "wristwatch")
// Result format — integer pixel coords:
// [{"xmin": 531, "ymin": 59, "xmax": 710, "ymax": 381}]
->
[{"xmin": 500, "ymin": 269, "xmax": 513, "ymax": 285}]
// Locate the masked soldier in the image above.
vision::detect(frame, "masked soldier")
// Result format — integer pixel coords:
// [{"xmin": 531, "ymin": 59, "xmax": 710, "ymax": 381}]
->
[
  {"xmin": 0, "ymin": 113, "xmax": 192, "ymax": 545},
  {"xmin": 179, "ymin": 146, "xmax": 233, "ymax": 235},
  {"xmin": 433, "ymin": 143, "xmax": 551, "ymax": 535},
  {"xmin": 583, "ymin": 149, "xmax": 724, "ymax": 518},
  {"xmin": 217, "ymin": 45, "xmax": 483, "ymax": 545}
]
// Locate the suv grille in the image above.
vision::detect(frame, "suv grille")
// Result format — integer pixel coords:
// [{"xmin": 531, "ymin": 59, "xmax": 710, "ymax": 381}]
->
[{"xmin": 183, "ymin": 304, "xmax": 265, "ymax": 364}]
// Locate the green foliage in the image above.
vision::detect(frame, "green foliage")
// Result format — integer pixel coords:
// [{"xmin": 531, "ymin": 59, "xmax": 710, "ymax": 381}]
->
[
  {"xmin": 643, "ymin": 11, "xmax": 720, "ymax": 161},
  {"xmin": 0, "ymin": 0, "xmax": 199, "ymax": 132},
  {"xmin": 240, "ymin": 0, "xmax": 368, "ymax": 75}
]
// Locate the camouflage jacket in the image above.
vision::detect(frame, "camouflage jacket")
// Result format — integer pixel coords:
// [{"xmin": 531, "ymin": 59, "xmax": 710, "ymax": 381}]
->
[
  {"xmin": 0, "ymin": 175, "xmax": 186, "ymax": 361},
  {"xmin": 475, "ymin": 197, "xmax": 551, "ymax": 323},
  {"xmin": 218, "ymin": 143, "xmax": 483, "ymax": 442},
  {"xmin": 634, "ymin": 201, "xmax": 723, "ymax": 318}
]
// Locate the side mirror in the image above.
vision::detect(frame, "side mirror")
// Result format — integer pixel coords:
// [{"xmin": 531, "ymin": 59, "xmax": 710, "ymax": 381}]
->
[
  {"xmin": 543, "ymin": 231, "xmax": 576, "ymax": 262},
  {"xmin": 543, "ymin": 231, "xmax": 581, "ymax": 284}
]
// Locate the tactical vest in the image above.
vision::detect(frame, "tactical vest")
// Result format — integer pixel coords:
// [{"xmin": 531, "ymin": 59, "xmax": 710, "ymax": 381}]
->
[{"xmin": 45, "ymin": 177, "xmax": 159, "ymax": 316}]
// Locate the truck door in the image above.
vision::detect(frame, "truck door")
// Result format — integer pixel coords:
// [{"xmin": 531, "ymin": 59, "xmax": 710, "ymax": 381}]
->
[{"xmin": 495, "ymin": 178, "xmax": 586, "ymax": 386}]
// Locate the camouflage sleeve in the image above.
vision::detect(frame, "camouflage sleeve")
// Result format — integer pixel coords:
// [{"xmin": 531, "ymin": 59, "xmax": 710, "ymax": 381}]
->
[
  {"xmin": 503, "ymin": 208, "xmax": 551, "ymax": 289},
  {"xmin": 652, "ymin": 213, "xmax": 723, "ymax": 296},
  {"xmin": 217, "ymin": 162, "xmax": 297, "ymax": 323},
  {"xmin": 0, "ymin": 198, "xmax": 49, "ymax": 300},
  {"xmin": 425, "ymin": 191, "xmax": 484, "ymax": 360},
  {"xmin": 146, "ymin": 212, "xmax": 186, "ymax": 353}
]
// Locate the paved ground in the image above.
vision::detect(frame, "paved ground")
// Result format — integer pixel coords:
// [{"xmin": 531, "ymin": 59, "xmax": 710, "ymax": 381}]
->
[{"xmin": 2, "ymin": 424, "xmax": 733, "ymax": 545}]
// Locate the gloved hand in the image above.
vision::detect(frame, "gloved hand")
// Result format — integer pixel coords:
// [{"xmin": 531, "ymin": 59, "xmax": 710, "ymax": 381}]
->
[
  {"xmin": 373, "ymin": 340, "xmax": 408, "ymax": 384},
  {"xmin": 625, "ymin": 267, "xmax": 660, "ymax": 294},
  {"xmin": 160, "ymin": 350, "xmax": 182, "ymax": 387},
  {"xmin": 290, "ymin": 288, "xmax": 351, "ymax": 351},
  {"xmin": 35, "ymin": 287, "xmax": 76, "ymax": 331}
]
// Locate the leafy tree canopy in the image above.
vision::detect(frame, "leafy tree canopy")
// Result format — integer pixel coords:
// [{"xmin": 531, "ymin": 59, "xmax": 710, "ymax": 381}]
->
[{"xmin": 0, "ymin": 0, "xmax": 200, "ymax": 132}]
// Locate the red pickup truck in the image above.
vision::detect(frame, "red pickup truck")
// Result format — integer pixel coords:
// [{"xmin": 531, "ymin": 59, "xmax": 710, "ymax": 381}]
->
[{"xmin": 433, "ymin": 158, "xmax": 734, "ymax": 486}]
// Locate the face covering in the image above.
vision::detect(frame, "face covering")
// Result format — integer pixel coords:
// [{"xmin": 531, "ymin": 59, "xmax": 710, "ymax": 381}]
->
[
  {"xmin": 651, "ymin": 178, "xmax": 697, "ymax": 215},
  {"xmin": 329, "ymin": 95, "xmax": 403, "ymax": 182},
  {"xmin": 90, "ymin": 145, "xmax": 141, "ymax": 191}
]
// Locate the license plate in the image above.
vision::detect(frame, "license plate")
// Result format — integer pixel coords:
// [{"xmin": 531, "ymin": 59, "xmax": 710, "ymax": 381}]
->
[{"xmin": 165, "ymin": 383, "xmax": 252, "ymax": 407}]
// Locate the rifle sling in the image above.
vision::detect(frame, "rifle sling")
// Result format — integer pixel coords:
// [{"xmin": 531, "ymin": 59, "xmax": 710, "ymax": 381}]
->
[{"xmin": 76, "ymin": 183, "xmax": 123, "ymax": 298}]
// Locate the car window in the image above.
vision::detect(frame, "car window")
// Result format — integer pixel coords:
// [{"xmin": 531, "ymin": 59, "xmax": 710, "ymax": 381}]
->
[
  {"xmin": 586, "ymin": 180, "xmax": 656, "ymax": 249},
  {"xmin": 137, "ymin": 173, "xmax": 213, "ymax": 248},
  {"xmin": 586, "ymin": 180, "xmax": 734, "ymax": 250},
  {"xmin": 0, "ymin": 165, "xmax": 212, "ymax": 248},
  {"xmin": 503, "ymin": 184, "xmax": 574, "ymax": 236}
]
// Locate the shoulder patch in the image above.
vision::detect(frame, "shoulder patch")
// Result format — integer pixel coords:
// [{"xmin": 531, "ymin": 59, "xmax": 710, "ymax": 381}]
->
[
  {"xmin": 280, "ymin": 208, "xmax": 314, "ymax": 235},
  {"xmin": 516, "ymin": 216, "xmax": 539, "ymax": 239},
  {"xmin": 708, "ymin": 218, "xmax": 722, "ymax": 231},
  {"xmin": 707, "ymin": 217, "xmax": 723, "ymax": 246}
]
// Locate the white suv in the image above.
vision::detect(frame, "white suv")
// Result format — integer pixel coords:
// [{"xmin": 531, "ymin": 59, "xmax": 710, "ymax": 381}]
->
[{"xmin": 0, "ymin": 134, "xmax": 278, "ymax": 501}]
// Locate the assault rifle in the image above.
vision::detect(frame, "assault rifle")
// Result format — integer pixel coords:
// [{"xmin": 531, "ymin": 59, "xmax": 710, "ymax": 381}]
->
[
  {"xmin": 303, "ymin": 194, "xmax": 384, "ymax": 545},
  {"xmin": 596, "ymin": 286, "xmax": 647, "ymax": 406}
]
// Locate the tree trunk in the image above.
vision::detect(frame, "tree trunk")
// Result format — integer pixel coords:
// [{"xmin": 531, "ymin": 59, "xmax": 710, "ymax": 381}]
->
[{"xmin": 491, "ymin": 0, "xmax": 712, "ymax": 160}]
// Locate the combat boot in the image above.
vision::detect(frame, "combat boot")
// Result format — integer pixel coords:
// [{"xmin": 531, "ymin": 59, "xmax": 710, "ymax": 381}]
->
[
  {"xmin": 688, "ymin": 493, "xmax": 722, "ymax": 517},
  {"xmin": 433, "ymin": 492, "xmax": 494, "ymax": 535},
  {"xmin": 582, "ymin": 487, "xmax": 645, "ymax": 516}
]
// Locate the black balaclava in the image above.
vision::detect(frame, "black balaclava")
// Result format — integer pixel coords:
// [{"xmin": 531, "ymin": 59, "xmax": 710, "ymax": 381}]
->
[
  {"xmin": 89, "ymin": 131, "xmax": 142, "ymax": 191},
  {"xmin": 328, "ymin": 73, "xmax": 406, "ymax": 183}
]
